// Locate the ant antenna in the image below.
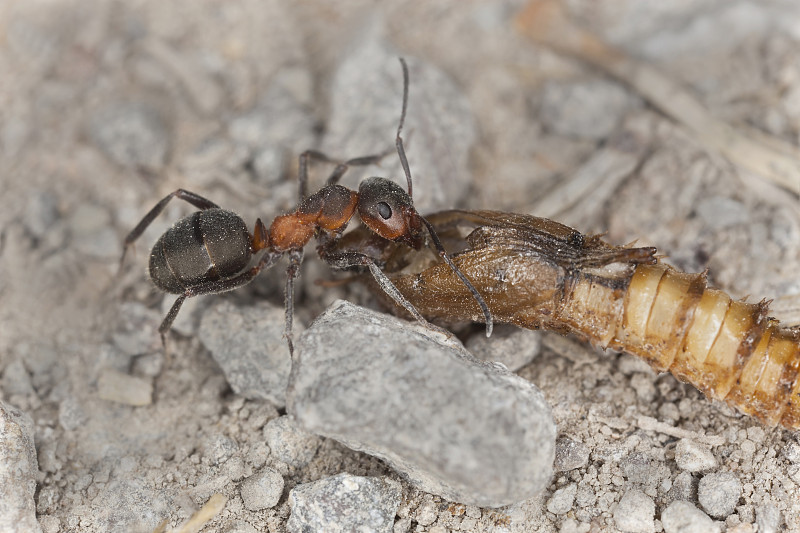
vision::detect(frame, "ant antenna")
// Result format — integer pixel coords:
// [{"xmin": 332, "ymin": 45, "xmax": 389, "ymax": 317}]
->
[
  {"xmin": 396, "ymin": 58, "xmax": 413, "ymax": 198},
  {"xmin": 395, "ymin": 57, "xmax": 494, "ymax": 337}
]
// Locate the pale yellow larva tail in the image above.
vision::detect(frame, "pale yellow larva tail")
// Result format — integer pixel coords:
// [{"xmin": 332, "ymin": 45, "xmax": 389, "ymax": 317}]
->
[{"xmin": 608, "ymin": 263, "xmax": 800, "ymax": 429}]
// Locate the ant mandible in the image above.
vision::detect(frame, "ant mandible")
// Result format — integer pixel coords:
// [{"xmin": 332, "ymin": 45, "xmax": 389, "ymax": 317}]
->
[{"xmin": 120, "ymin": 58, "xmax": 493, "ymax": 355}]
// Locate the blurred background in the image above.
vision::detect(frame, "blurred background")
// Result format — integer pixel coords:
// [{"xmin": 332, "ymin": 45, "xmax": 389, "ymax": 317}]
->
[{"xmin": 1, "ymin": 1, "xmax": 799, "ymax": 531}]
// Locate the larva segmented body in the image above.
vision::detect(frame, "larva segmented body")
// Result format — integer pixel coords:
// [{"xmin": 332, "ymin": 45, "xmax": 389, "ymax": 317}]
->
[
  {"xmin": 563, "ymin": 263, "xmax": 800, "ymax": 429},
  {"xmin": 350, "ymin": 210, "xmax": 800, "ymax": 430}
]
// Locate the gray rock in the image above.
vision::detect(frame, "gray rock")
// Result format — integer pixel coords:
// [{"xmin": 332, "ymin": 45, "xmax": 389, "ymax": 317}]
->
[
  {"xmin": 540, "ymin": 78, "xmax": 636, "ymax": 140},
  {"xmin": 672, "ymin": 474, "xmax": 696, "ymax": 502},
  {"xmin": 466, "ymin": 324, "xmax": 541, "ymax": 372},
  {"xmin": 321, "ymin": 42, "xmax": 476, "ymax": 212},
  {"xmin": 287, "ymin": 301, "xmax": 556, "ymax": 508},
  {"xmin": 0, "ymin": 401, "xmax": 42, "ymax": 533},
  {"xmin": 89, "ymin": 101, "xmax": 170, "ymax": 169},
  {"xmin": 697, "ymin": 472, "xmax": 741, "ymax": 518},
  {"xmin": 782, "ymin": 440, "xmax": 800, "ymax": 464},
  {"xmin": 756, "ymin": 503, "xmax": 782, "ymax": 533},
  {"xmin": 263, "ymin": 415, "xmax": 322, "ymax": 468},
  {"xmin": 613, "ymin": 489, "xmax": 655, "ymax": 533},
  {"xmin": 621, "ymin": 452, "xmax": 654, "ymax": 484},
  {"xmin": 198, "ymin": 300, "xmax": 292, "ymax": 406},
  {"xmin": 675, "ymin": 439, "xmax": 717, "ymax": 472},
  {"xmin": 661, "ymin": 500, "xmax": 720, "ymax": 533},
  {"xmin": 202, "ymin": 433, "xmax": 238, "ymax": 465},
  {"xmin": 240, "ymin": 467, "xmax": 284, "ymax": 511},
  {"xmin": 287, "ymin": 473, "xmax": 401, "ymax": 533},
  {"xmin": 546, "ymin": 483, "xmax": 576, "ymax": 514},
  {"xmin": 554, "ymin": 437, "xmax": 590, "ymax": 472}
]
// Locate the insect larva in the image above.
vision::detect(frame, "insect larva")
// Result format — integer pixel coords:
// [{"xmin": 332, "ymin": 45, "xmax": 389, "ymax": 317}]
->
[
  {"xmin": 349, "ymin": 209, "xmax": 800, "ymax": 430},
  {"xmin": 566, "ymin": 262, "xmax": 800, "ymax": 429}
]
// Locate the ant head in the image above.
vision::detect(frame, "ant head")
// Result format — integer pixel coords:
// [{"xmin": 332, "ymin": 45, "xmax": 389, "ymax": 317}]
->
[{"xmin": 358, "ymin": 177, "xmax": 423, "ymax": 249}]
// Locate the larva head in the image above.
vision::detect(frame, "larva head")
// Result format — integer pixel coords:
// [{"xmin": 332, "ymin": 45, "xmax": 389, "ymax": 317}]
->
[{"xmin": 358, "ymin": 177, "xmax": 423, "ymax": 249}]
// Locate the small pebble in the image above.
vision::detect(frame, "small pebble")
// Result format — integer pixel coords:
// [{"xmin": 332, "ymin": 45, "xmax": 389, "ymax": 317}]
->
[
  {"xmin": 240, "ymin": 468, "xmax": 284, "ymax": 511},
  {"xmin": 666, "ymin": 472, "xmax": 695, "ymax": 503},
  {"xmin": 698, "ymin": 472, "xmax": 741, "ymax": 518},
  {"xmin": 782, "ymin": 440, "xmax": 800, "ymax": 464},
  {"xmin": 202, "ymin": 434, "xmax": 238, "ymax": 466},
  {"xmin": 675, "ymin": 439, "xmax": 717, "ymax": 472},
  {"xmin": 554, "ymin": 437, "xmax": 590, "ymax": 472},
  {"xmin": 415, "ymin": 500, "xmax": 438, "ymax": 526},
  {"xmin": 287, "ymin": 473, "xmax": 401, "ymax": 533},
  {"xmin": 613, "ymin": 489, "xmax": 655, "ymax": 533},
  {"xmin": 546, "ymin": 483, "xmax": 576, "ymax": 514},
  {"xmin": 97, "ymin": 368, "xmax": 153, "ymax": 406},
  {"xmin": 755, "ymin": 503, "xmax": 782, "ymax": 533},
  {"xmin": 466, "ymin": 325, "xmax": 541, "ymax": 371},
  {"xmin": 621, "ymin": 452, "xmax": 654, "ymax": 484},
  {"xmin": 661, "ymin": 500, "xmax": 720, "ymax": 533},
  {"xmin": 263, "ymin": 415, "xmax": 322, "ymax": 468}
]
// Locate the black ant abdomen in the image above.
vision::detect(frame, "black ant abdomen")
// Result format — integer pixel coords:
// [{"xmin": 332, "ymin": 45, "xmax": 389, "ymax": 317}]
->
[{"xmin": 148, "ymin": 208, "xmax": 252, "ymax": 294}]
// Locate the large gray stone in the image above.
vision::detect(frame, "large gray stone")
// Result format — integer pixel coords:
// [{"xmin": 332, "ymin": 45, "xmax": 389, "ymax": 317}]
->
[{"xmin": 287, "ymin": 301, "xmax": 556, "ymax": 508}]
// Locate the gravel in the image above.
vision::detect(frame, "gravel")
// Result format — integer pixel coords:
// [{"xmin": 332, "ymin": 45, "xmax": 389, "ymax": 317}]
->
[
  {"xmin": 240, "ymin": 467, "xmax": 285, "ymax": 511},
  {"xmin": 697, "ymin": 472, "xmax": 742, "ymax": 518},
  {"xmin": 660, "ymin": 500, "xmax": 720, "ymax": 533},
  {"xmin": 263, "ymin": 415, "xmax": 322, "ymax": 468},
  {"xmin": 288, "ymin": 300, "xmax": 556, "ymax": 508},
  {"xmin": 674, "ymin": 438, "xmax": 717, "ymax": 472},
  {"xmin": 553, "ymin": 437, "xmax": 590, "ymax": 472},
  {"xmin": 613, "ymin": 489, "xmax": 655, "ymax": 533},
  {"xmin": 287, "ymin": 473, "xmax": 401, "ymax": 533},
  {"xmin": 466, "ymin": 325, "xmax": 542, "ymax": 372},
  {"xmin": 546, "ymin": 483, "xmax": 576, "ymax": 514}
]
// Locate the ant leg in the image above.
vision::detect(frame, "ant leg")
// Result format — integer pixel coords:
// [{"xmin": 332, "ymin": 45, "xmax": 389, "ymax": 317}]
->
[
  {"xmin": 121, "ymin": 189, "xmax": 221, "ymax": 268},
  {"xmin": 283, "ymin": 249, "xmax": 304, "ymax": 358},
  {"xmin": 159, "ymin": 295, "xmax": 186, "ymax": 347},
  {"xmin": 320, "ymin": 248, "xmax": 428, "ymax": 326},
  {"xmin": 157, "ymin": 251, "xmax": 282, "ymax": 347},
  {"xmin": 297, "ymin": 150, "xmax": 391, "ymax": 203}
]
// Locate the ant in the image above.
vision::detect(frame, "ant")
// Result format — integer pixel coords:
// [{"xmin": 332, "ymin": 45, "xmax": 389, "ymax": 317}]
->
[{"xmin": 120, "ymin": 58, "xmax": 493, "ymax": 355}]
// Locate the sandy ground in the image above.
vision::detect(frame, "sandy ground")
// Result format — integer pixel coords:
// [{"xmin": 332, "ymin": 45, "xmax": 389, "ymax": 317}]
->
[{"xmin": 2, "ymin": 1, "xmax": 800, "ymax": 531}]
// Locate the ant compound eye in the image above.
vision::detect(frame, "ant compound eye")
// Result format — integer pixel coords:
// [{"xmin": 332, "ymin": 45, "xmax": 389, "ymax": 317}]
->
[{"xmin": 377, "ymin": 202, "xmax": 392, "ymax": 220}]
